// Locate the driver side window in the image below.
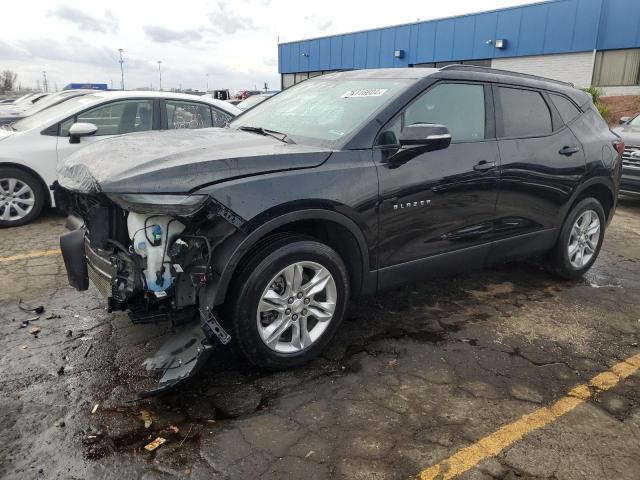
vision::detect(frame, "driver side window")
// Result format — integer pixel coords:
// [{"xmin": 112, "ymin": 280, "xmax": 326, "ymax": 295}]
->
[
  {"xmin": 59, "ymin": 100, "xmax": 154, "ymax": 137},
  {"xmin": 377, "ymin": 83, "xmax": 486, "ymax": 145}
]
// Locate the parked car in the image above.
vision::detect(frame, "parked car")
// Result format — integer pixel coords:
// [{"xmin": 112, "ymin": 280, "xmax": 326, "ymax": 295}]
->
[
  {"xmin": 234, "ymin": 90, "xmax": 262, "ymax": 100},
  {"xmin": 0, "ymin": 91, "xmax": 240, "ymax": 226},
  {"xmin": 57, "ymin": 66, "xmax": 621, "ymax": 392},
  {"xmin": 236, "ymin": 93, "xmax": 275, "ymax": 111},
  {"xmin": 0, "ymin": 92, "xmax": 49, "ymax": 114},
  {"xmin": 613, "ymin": 115, "xmax": 640, "ymax": 196},
  {"xmin": 0, "ymin": 89, "xmax": 93, "ymax": 126}
]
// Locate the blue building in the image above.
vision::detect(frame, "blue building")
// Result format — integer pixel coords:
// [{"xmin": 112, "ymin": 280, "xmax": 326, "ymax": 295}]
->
[
  {"xmin": 63, "ymin": 83, "xmax": 108, "ymax": 91},
  {"xmin": 278, "ymin": 0, "xmax": 640, "ymax": 96}
]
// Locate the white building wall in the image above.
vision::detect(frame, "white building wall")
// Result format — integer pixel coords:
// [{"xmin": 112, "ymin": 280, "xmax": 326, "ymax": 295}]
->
[
  {"xmin": 491, "ymin": 52, "xmax": 594, "ymax": 89},
  {"xmin": 599, "ymin": 86, "xmax": 640, "ymax": 96}
]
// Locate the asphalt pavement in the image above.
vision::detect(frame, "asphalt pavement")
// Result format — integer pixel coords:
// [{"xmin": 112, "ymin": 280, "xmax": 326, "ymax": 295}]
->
[{"xmin": 1, "ymin": 200, "xmax": 639, "ymax": 480}]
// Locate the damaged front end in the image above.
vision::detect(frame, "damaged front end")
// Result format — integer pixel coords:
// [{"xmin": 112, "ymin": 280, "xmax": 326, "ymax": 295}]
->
[{"xmin": 58, "ymin": 187, "xmax": 244, "ymax": 395}]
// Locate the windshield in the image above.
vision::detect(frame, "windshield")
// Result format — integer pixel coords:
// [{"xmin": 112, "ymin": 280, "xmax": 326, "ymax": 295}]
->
[
  {"xmin": 230, "ymin": 78, "xmax": 411, "ymax": 147},
  {"xmin": 629, "ymin": 115, "xmax": 640, "ymax": 126},
  {"xmin": 20, "ymin": 91, "xmax": 88, "ymax": 117},
  {"xmin": 12, "ymin": 94, "xmax": 101, "ymax": 132}
]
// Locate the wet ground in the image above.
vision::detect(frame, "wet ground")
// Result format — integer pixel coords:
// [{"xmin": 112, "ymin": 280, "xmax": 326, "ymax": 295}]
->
[{"xmin": 1, "ymin": 200, "xmax": 640, "ymax": 480}]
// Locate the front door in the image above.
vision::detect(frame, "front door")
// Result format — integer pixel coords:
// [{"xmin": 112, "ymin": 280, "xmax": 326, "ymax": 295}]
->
[
  {"xmin": 56, "ymin": 99, "xmax": 156, "ymax": 165},
  {"xmin": 374, "ymin": 82, "xmax": 500, "ymax": 287}
]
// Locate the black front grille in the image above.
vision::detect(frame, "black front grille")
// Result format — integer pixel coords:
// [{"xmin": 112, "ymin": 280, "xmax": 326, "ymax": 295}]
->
[{"xmin": 622, "ymin": 145, "xmax": 640, "ymax": 170}]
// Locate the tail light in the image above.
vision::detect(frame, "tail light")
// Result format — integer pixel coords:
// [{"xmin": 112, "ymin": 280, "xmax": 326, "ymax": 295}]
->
[{"xmin": 613, "ymin": 140, "xmax": 625, "ymax": 157}]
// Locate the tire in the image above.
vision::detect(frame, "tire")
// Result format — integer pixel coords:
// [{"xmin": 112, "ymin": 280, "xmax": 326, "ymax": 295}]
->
[
  {"xmin": 0, "ymin": 167, "xmax": 45, "ymax": 228},
  {"xmin": 548, "ymin": 197, "xmax": 606, "ymax": 279},
  {"xmin": 227, "ymin": 234, "xmax": 350, "ymax": 369}
]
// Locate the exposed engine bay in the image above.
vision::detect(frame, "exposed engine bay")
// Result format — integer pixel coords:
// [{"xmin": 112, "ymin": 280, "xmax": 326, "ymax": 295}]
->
[{"xmin": 57, "ymin": 188, "xmax": 244, "ymax": 395}]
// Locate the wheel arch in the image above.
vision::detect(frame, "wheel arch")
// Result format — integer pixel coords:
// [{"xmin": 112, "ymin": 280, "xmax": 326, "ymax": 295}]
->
[
  {"xmin": 0, "ymin": 162, "xmax": 51, "ymax": 207},
  {"xmin": 211, "ymin": 208, "xmax": 374, "ymax": 306},
  {"xmin": 568, "ymin": 179, "xmax": 615, "ymax": 224}
]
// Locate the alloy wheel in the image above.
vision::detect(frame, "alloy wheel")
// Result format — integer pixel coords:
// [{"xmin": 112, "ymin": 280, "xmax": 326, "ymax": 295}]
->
[
  {"xmin": 256, "ymin": 261, "xmax": 337, "ymax": 354},
  {"xmin": 567, "ymin": 209, "xmax": 601, "ymax": 269},
  {"xmin": 0, "ymin": 178, "xmax": 35, "ymax": 222}
]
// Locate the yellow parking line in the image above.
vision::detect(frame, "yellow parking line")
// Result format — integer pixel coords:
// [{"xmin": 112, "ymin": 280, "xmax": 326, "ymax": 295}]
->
[
  {"xmin": 0, "ymin": 249, "xmax": 61, "ymax": 263},
  {"xmin": 417, "ymin": 353, "xmax": 640, "ymax": 480}
]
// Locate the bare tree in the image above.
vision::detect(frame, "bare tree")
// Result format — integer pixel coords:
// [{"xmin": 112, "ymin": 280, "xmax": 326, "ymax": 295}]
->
[{"xmin": 0, "ymin": 70, "xmax": 18, "ymax": 93}]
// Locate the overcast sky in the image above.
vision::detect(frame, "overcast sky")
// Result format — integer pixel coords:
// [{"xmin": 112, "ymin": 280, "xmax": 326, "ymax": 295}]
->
[{"xmin": 1, "ymin": 0, "xmax": 540, "ymax": 92}]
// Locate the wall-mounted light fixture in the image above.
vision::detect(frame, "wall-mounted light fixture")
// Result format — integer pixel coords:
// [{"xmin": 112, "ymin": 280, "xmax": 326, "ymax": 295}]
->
[
  {"xmin": 495, "ymin": 39, "xmax": 507, "ymax": 49},
  {"xmin": 485, "ymin": 39, "xmax": 494, "ymax": 45},
  {"xmin": 394, "ymin": 49, "xmax": 405, "ymax": 59},
  {"xmin": 301, "ymin": 52, "xmax": 309, "ymax": 57}
]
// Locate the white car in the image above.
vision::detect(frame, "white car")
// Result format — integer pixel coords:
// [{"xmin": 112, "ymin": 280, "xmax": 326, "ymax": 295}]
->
[
  {"xmin": 0, "ymin": 89, "xmax": 93, "ymax": 126},
  {"xmin": 0, "ymin": 92, "xmax": 50, "ymax": 114},
  {"xmin": 0, "ymin": 90, "xmax": 241, "ymax": 226}
]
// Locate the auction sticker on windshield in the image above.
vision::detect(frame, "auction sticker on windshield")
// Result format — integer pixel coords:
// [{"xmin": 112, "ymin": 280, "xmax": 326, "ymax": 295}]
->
[{"xmin": 342, "ymin": 89, "xmax": 388, "ymax": 98}]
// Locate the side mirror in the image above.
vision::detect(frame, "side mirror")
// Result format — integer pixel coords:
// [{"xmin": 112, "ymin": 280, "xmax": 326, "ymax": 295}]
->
[
  {"xmin": 399, "ymin": 123, "xmax": 452, "ymax": 151},
  {"xmin": 619, "ymin": 116, "xmax": 632, "ymax": 125},
  {"xmin": 69, "ymin": 122, "xmax": 98, "ymax": 144}
]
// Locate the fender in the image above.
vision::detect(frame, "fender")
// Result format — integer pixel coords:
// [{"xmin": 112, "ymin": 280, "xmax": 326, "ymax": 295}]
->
[
  {"xmin": 557, "ymin": 176, "xmax": 616, "ymax": 229},
  {"xmin": 209, "ymin": 208, "xmax": 373, "ymax": 306}
]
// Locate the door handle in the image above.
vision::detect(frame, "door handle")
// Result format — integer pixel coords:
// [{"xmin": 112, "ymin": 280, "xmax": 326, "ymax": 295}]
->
[
  {"xmin": 473, "ymin": 160, "xmax": 496, "ymax": 171},
  {"xmin": 559, "ymin": 146, "xmax": 580, "ymax": 156}
]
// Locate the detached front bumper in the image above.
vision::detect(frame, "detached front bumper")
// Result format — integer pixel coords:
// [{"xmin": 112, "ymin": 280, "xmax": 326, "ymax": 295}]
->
[{"xmin": 59, "ymin": 225, "xmax": 230, "ymax": 397}]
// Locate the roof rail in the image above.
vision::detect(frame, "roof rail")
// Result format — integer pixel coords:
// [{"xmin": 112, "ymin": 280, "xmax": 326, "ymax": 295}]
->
[{"xmin": 439, "ymin": 64, "xmax": 575, "ymax": 88}]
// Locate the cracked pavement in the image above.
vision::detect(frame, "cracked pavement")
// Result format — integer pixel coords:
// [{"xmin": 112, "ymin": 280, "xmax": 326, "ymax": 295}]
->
[{"xmin": 1, "ymin": 200, "xmax": 639, "ymax": 480}]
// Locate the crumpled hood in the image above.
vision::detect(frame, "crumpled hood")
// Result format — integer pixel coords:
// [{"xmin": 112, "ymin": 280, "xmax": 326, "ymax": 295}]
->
[
  {"xmin": 613, "ymin": 124, "xmax": 640, "ymax": 146},
  {"xmin": 57, "ymin": 128, "xmax": 333, "ymax": 193}
]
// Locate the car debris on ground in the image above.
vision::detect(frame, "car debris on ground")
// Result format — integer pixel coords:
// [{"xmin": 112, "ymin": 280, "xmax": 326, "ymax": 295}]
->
[
  {"xmin": 140, "ymin": 410, "xmax": 153, "ymax": 429},
  {"xmin": 18, "ymin": 299, "xmax": 44, "ymax": 314},
  {"xmin": 144, "ymin": 437, "xmax": 167, "ymax": 452}
]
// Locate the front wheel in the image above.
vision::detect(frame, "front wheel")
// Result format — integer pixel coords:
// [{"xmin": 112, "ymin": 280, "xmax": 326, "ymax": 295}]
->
[
  {"xmin": 549, "ymin": 197, "xmax": 606, "ymax": 279},
  {"xmin": 0, "ymin": 168, "xmax": 45, "ymax": 228},
  {"xmin": 228, "ymin": 235, "xmax": 350, "ymax": 369}
]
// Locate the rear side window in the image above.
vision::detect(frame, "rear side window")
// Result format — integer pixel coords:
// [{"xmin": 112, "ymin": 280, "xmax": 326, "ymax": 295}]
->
[
  {"xmin": 166, "ymin": 101, "xmax": 213, "ymax": 129},
  {"xmin": 550, "ymin": 94, "xmax": 581, "ymax": 124},
  {"xmin": 497, "ymin": 87, "xmax": 552, "ymax": 138}
]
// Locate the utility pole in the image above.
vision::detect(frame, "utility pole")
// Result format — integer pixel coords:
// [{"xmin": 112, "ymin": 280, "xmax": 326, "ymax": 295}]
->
[
  {"xmin": 42, "ymin": 71, "xmax": 48, "ymax": 92},
  {"xmin": 157, "ymin": 61, "xmax": 162, "ymax": 91},
  {"xmin": 118, "ymin": 48, "xmax": 125, "ymax": 90},
  {"xmin": 206, "ymin": 73, "xmax": 209, "ymax": 92}
]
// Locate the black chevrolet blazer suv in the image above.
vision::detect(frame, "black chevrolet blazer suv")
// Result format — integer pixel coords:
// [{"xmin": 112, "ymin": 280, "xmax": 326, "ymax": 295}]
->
[{"xmin": 57, "ymin": 66, "xmax": 622, "ymax": 392}]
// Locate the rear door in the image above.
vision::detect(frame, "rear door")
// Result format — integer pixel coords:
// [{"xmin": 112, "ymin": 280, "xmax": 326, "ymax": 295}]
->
[{"xmin": 490, "ymin": 85, "xmax": 586, "ymax": 261}]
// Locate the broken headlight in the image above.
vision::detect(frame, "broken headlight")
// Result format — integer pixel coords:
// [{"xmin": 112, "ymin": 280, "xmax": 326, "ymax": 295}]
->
[{"xmin": 107, "ymin": 194, "xmax": 208, "ymax": 216}]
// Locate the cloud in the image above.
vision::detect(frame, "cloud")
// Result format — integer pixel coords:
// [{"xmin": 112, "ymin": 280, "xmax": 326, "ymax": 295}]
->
[
  {"xmin": 0, "ymin": 40, "xmax": 28, "ymax": 60},
  {"xmin": 47, "ymin": 6, "xmax": 118, "ymax": 33},
  {"xmin": 143, "ymin": 25, "xmax": 203, "ymax": 43},
  {"xmin": 317, "ymin": 20, "xmax": 333, "ymax": 30},
  {"xmin": 208, "ymin": 2, "xmax": 256, "ymax": 34},
  {"xmin": 12, "ymin": 37, "xmax": 151, "ymax": 72}
]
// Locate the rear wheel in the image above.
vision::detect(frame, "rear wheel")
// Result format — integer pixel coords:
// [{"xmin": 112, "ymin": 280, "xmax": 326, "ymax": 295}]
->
[
  {"xmin": 228, "ymin": 235, "xmax": 350, "ymax": 369},
  {"xmin": 549, "ymin": 197, "xmax": 605, "ymax": 279},
  {"xmin": 0, "ymin": 168, "xmax": 45, "ymax": 228}
]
